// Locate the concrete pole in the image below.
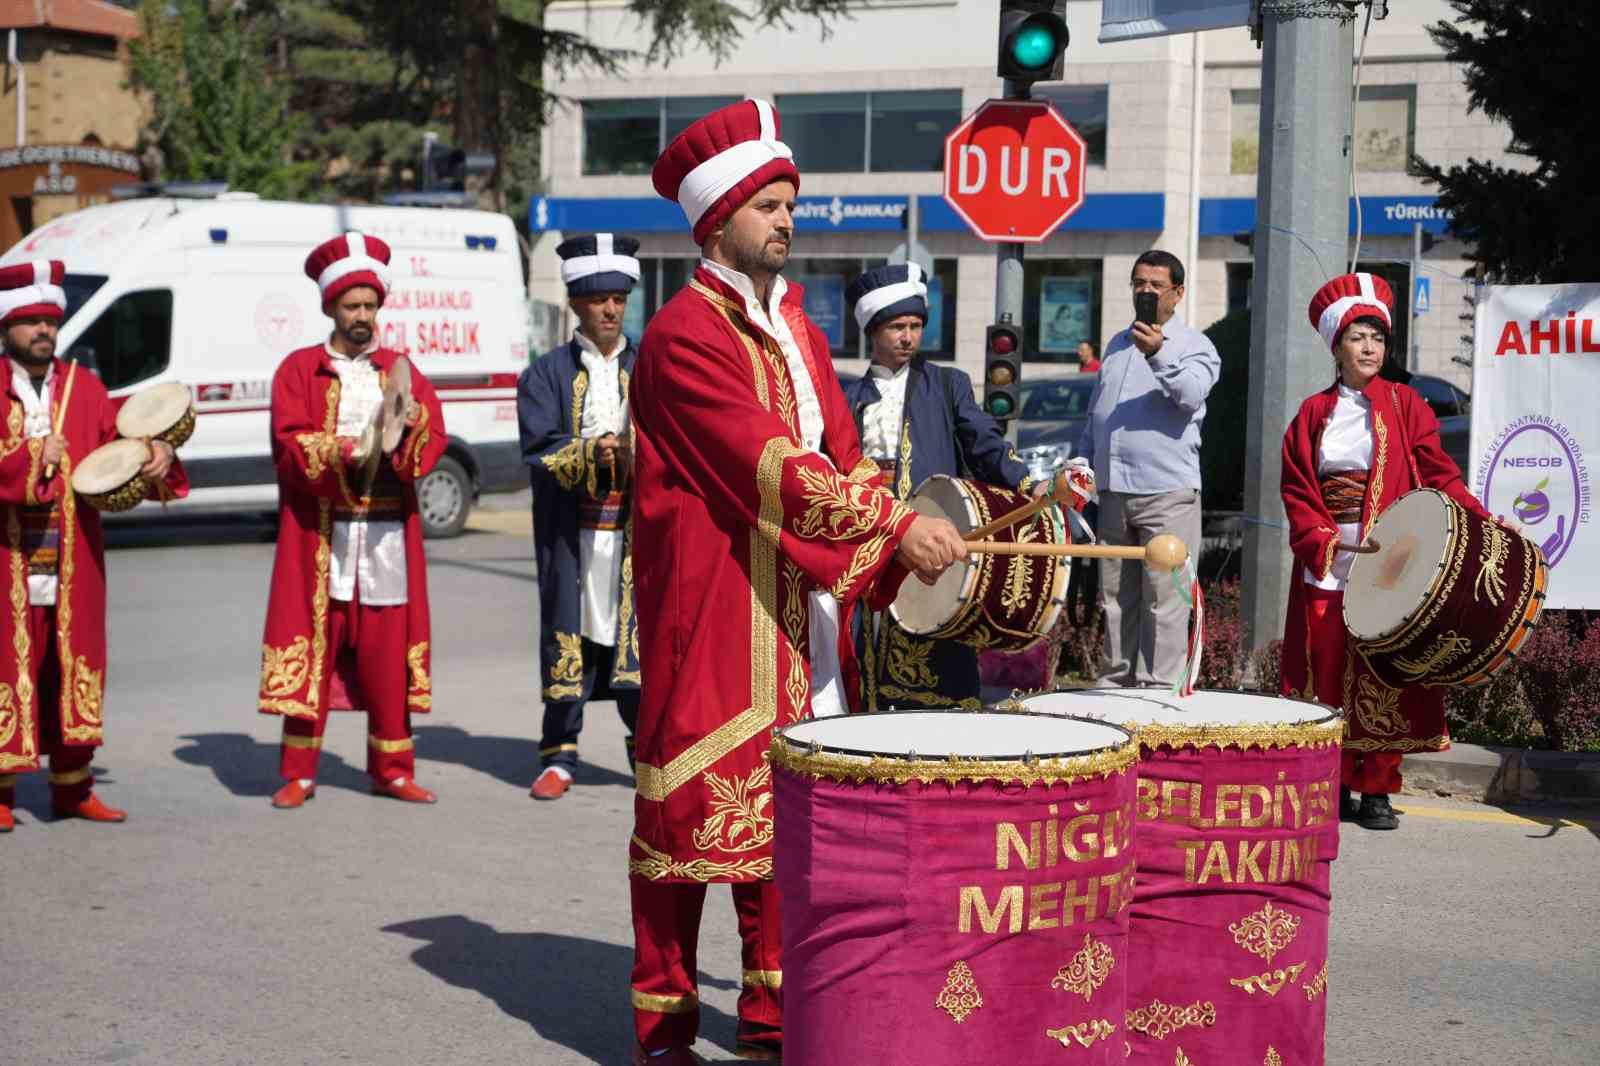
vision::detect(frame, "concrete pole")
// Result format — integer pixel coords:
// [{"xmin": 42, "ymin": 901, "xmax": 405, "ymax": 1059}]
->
[
  {"xmin": 1410, "ymin": 220, "xmax": 1424, "ymax": 373},
  {"xmin": 1241, "ymin": 8, "xmax": 1355, "ymax": 658}
]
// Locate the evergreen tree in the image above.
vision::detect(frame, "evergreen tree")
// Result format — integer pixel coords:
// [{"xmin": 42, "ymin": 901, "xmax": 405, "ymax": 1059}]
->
[{"xmin": 1414, "ymin": 1, "xmax": 1600, "ymax": 283}]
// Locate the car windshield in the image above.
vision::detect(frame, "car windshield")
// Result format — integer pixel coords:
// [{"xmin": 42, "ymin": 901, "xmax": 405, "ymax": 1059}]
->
[
  {"xmin": 1019, "ymin": 379, "xmax": 1094, "ymax": 420},
  {"xmin": 62, "ymin": 274, "xmax": 108, "ymax": 323}
]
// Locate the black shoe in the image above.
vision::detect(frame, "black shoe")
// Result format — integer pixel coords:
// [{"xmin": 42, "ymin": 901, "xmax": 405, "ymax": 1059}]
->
[
  {"xmin": 1339, "ymin": 786, "xmax": 1360, "ymax": 821},
  {"xmin": 1356, "ymin": 793, "xmax": 1399, "ymax": 831}
]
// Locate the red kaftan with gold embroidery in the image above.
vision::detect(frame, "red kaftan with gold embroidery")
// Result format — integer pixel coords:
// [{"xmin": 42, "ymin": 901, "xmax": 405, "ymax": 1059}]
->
[
  {"xmin": 256, "ymin": 345, "xmax": 445, "ymax": 721},
  {"xmin": 627, "ymin": 266, "xmax": 915, "ymax": 884},
  {"xmin": 1278, "ymin": 376, "xmax": 1488, "ymax": 755},
  {"xmin": 0, "ymin": 361, "xmax": 189, "ymax": 772}
]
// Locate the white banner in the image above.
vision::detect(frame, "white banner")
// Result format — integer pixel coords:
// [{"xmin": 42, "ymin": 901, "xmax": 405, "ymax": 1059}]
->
[
  {"xmin": 1099, "ymin": 0, "xmax": 1251, "ymax": 42},
  {"xmin": 1470, "ymin": 284, "xmax": 1600, "ymax": 609}
]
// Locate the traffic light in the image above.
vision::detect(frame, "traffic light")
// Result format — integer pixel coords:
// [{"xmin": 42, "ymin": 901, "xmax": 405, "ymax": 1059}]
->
[
  {"xmin": 998, "ymin": 0, "xmax": 1069, "ymax": 85},
  {"xmin": 420, "ymin": 135, "xmax": 496, "ymax": 193},
  {"xmin": 984, "ymin": 320, "xmax": 1023, "ymax": 420}
]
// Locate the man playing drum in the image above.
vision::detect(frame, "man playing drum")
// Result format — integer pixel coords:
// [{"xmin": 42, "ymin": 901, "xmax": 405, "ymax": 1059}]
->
[
  {"xmin": 843, "ymin": 263, "xmax": 1048, "ymax": 711},
  {"xmin": 0, "ymin": 260, "xmax": 185, "ymax": 830},
  {"xmin": 1279, "ymin": 273, "xmax": 1495, "ymax": 830},
  {"xmin": 629, "ymin": 99, "xmax": 967, "ymax": 1064},
  {"xmin": 258, "ymin": 233, "xmax": 446, "ymax": 810},
  {"xmin": 518, "ymin": 233, "xmax": 643, "ymax": 800}
]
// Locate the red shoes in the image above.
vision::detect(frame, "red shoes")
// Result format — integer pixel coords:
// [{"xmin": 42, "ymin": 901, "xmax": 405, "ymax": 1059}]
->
[
  {"xmin": 0, "ymin": 804, "xmax": 12, "ymax": 832},
  {"xmin": 631, "ymin": 1046, "xmax": 706, "ymax": 1066},
  {"xmin": 530, "ymin": 767, "xmax": 572, "ymax": 801},
  {"xmin": 734, "ymin": 1021, "xmax": 783, "ymax": 1061},
  {"xmin": 372, "ymin": 776, "xmax": 437, "ymax": 803},
  {"xmin": 271, "ymin": 780, "xmax": 316, "ymax": 809},
  {"xmin": 52, "ymin": 792, "xmax": 126, "ymax": 823}
]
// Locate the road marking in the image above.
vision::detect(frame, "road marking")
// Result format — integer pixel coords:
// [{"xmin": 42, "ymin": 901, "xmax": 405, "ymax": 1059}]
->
[
  {"xmin": 1396, "ymin": 803, "xmax": 1598, "ymax": 831},
  {"xmin": 467, "ymin": 509, "xmax": 531, "ymax": 536}
]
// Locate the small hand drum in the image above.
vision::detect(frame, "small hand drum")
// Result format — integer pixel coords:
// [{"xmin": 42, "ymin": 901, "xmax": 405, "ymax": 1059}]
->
[
  {"xmin": 116, "ymin": 382, "xmax": 195, "ymax": 449},
  {"xmin": 72, "ymin": 439, "xmax": 152, "ymax": 512},
  {"xmin": 380, "ymin": 358, "xmax": 412, "ymax": 454}
]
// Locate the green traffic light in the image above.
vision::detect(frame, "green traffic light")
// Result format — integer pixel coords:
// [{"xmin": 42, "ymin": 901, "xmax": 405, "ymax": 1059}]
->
[
  {"xmin": 1010, "ymin": 24, "xmax": 1060, "ymax": 70},
  {"xmin": 988, "ymin": 395, "xmax": 1015, "ymax": 418}
]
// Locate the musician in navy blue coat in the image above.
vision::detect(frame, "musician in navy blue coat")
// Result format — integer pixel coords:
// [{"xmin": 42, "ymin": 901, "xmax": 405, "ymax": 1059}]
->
[
  {"xmin": 517, "ymin": 234, "xmax": 642, "ymax": 800},
  {"xmin": 842, "ymin": 263, "xmax": 1041, "ymax": 710}
]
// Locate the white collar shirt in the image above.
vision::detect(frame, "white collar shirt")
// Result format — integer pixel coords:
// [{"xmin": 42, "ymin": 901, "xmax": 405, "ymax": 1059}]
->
[
  {"xmin": 574, "ymin": 329, "xmax": 629, "ymax": 439},
  {"xmin": 861, "ymin": 361, "xmax": 910, "ymax": 460},
  {"xmin": 11, "ymin": 358, "xmax": 58, "ymax": 605},
  {"xmin": 323, "ymin": 340, "xmax": 406, "ymax": 606},
  {"xmin": 1306, "ymin": 383, "xmax": 1374, "ymax": 591}
]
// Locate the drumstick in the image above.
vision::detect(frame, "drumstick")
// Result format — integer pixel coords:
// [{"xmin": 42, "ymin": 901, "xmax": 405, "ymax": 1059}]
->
[
  {"xmin": 964, "ymin": 471, "xmax": 1075, "ymax": 542},
  {"xmin": 1336, "ymin": 540, "xmax": 1381, "ymax": 554},
  {"xmin": 966, "ymin": 533, "xmax": 1190, "ymax": 569},
  {"xmin": 43, "ymin": 359, "xmax": 79, "ymax": 480}
]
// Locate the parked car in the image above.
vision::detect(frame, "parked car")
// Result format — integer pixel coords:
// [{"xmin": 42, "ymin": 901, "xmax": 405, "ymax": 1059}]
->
[
  {"xmin": 1012, "ymin": 373, "xmax": 1099, "ymax": 479},
  {"xmin": 1409, "ymin": 373, "xmax": 1472, "ymax": 475}
]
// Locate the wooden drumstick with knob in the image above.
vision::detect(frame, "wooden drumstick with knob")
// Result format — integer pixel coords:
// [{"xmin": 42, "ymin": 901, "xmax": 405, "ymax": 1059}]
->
[
  {"xmin": 967, "ymin": 533, "xmax": 1191, "ymax": 569},
  {"xmin": 43, "ymin": 359, "xmax": 79, "ymax": 480},
  {"xmin": 964, "ymin": 470, "xmax": 1077, "ymax": 542},
  {"xmin": 1336, "ymin": 539, "xmax": 1380, "ymax": 554}
]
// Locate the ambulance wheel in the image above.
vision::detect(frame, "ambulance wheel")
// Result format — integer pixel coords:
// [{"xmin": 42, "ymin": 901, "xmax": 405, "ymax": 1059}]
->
[{"xmin": 419, "ymin": 455, "xmax": 471, "ymax": 539}]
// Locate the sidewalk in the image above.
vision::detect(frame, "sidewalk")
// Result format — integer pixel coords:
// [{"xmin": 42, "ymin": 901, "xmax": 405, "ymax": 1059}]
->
[{"xmin": 1403, "ymin": 744, "xmax": 1600, "ymax": 804}]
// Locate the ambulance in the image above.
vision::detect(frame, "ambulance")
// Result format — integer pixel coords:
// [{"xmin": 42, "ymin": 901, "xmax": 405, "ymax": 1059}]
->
[{"xmin": 0, "ymin": 193, "xmax": 530, "ymax": 536}]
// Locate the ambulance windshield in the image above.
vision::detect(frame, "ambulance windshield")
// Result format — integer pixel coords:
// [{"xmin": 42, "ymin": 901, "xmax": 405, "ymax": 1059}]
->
[{"xmin": 62, "ymin": 274, "xmax": 107, "ymax": 323}]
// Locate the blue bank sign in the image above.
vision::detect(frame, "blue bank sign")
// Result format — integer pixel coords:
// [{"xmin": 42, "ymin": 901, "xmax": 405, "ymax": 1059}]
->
[{"xmin": 1198, "ymin": 195, "xmax": 1456, "ymax": 238}]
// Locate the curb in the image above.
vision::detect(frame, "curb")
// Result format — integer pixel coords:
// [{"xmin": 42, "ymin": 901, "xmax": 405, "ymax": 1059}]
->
[{"xmin": 1402, "ymin": 744, "xmax": 1600, "ymax": 804}]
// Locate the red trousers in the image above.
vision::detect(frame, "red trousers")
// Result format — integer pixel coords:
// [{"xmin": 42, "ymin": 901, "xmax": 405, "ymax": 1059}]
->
[
  {"xmin": 630, "ymin": 878, "xmax": 782, "ymax": 1052},
  {"xmin": 279, "ymin": 598, "xmax": 414, "ymax": 783},
  {"xmin": 1290, "ymin": 588, "xmax": 1404, "ymax": 796},
  {"xmin": 0, "ymin": 606, "xmax": 95, "ymax": 808}
]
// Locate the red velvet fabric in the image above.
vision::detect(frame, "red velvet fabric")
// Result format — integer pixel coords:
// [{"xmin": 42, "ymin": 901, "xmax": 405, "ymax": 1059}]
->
[
  {"xmin": 650, "ymin": 100, "xmax": 802, "ymax": 245},
  {"xmin": 1126, "ymin": 742, "xmax": 1341, "ymax": 1065},
  {"xmin": 774, "ymin": 766, "xmax": 1136, "ymax": 1065},
  {"xmin": 0, "ymin": 606, "xmax": 95, "ymax": 805}
]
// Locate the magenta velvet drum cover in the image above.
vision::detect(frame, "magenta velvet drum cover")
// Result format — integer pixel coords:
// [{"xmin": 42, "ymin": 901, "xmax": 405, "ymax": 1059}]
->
[
  {"xmin": 772, "ymin": 710, "xmax": 1138, "ymax": 1065},
  {"xmin": 1026, "ymin": 690, "xmax": 1342, "ymax": 1066}
]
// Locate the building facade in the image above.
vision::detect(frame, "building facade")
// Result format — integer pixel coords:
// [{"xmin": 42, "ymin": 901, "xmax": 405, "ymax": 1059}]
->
[
  {"xmin": 0, "ymin": 1, "xmax": 144, "ymax": 249},
  {"xmin": 536, "ymin": 0, "xmax": 1513, "ymax": 393}
]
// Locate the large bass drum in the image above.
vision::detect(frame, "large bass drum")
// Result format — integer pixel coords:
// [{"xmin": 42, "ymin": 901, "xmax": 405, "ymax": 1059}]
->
[
  {"xmin": 890, "ymin": 475, "xmax": 1069, "ymax": 653},
  {"xmin": 1344, "ymin": 488, "xmax": 1546, "ymax": 688}
]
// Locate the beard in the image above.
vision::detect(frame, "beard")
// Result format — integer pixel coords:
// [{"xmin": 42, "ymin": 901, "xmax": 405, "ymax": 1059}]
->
[
  {"xmin": 728, "ymin": 230, "xmax": 790, "ymax": 278},
  {"xmin": 4, "ymin": 335, "xmax": 54, "ymax": 366},
  {"xmin": 339, "ymin": 322, "xmax": 374, "ymax": 348}
]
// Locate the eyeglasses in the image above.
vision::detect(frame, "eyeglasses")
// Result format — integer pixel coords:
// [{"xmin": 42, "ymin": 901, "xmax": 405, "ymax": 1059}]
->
[{"xmin": 1130, "ymin": 280, "xmax": 1172, "ymax": 293}]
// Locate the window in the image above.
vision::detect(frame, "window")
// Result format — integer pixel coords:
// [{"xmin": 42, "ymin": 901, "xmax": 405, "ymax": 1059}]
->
[
  {"xmin": 870, "ymin": 90, "xmax": 963, "ymax": 172},
  {"xmin": 62, "ymin": 273, "xmax": 107, "ymax": 323},
  {"xmin": 1232, "ymin": 85, "xmax": 1416, "ymax": 175},
  {"xmin": 1024, "ymin": 260, "xmax": 1101, "ymax": 364},
  {"xmin": 1033, "ymin": 85, "xmax": 1108, "ymax": 167},
  {"xmin": 582, "ymin": 96, "xmax": 742, "ymax": 176},
  {"xmin": 67, "ymin": 289, "xmax": 172, "ymax": 390},
  {"xmin": 775, "ymin": 90, "xmax": 961, "ymax": 173}
]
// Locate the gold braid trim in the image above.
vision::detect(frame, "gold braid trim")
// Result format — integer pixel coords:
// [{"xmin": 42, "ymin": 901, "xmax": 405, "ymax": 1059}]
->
[
  {"xmin": 1341, "ymin": 733, "xmax": 1449, "ymax": 753},
  {"xmin": 0, "ymin": 403, "xmax": 24, "ymax": 459},
  {"xmin": 1317, "ymin": 525, "xmax": 1339, "ymax": 581},
  {"xmin": 771, "ymin": 734, "xmax": 1137, "ymax": 787},
  {"xmin": 896, "ymin": 419, "xmax": 913, "ymax": 500},
  {"xmin": 631, "ymin": 988, "xmax": 699, "ymax": 1014},
  {"xmin": 879, "ymin": 685, "xmax": 983, "ymax": 711},
  {"xmin": 23, "ymin": 438, "xmax": 42, "ymax": 506},
  {"xmin": 846, "ymin": 455, "xmax": 879, "ymax": 484},
  {"xmin": 1129, "ymin": 719, "xmax": 1342, "ymax": 752},
  {"xmin": 55, "ymin": 453, "xmax": 99, "ymax": 744},
  {"xmin": 407, "ymin": 402, "xmax": 433, "ymax": 478},
  {"xmin": 0, "ymin": 507, "xmax": 37, "ymax": 771},
  {"xmin": 1364, "ymin": 407, "xmax": 1389, "ymax": 541},
  {"xmin": 628, "ymin": 833, "xmax": 773, "ymax": 882}
]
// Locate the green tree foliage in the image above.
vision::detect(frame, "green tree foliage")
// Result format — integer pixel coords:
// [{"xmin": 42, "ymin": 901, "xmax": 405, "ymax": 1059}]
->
[
  {"xmin": 128, "ymin": 0, "xmax": 316, "ymax": 198},
  {"xmin": 1414, "ymin": 1, "xmax": 1600, "ymax": 283}
]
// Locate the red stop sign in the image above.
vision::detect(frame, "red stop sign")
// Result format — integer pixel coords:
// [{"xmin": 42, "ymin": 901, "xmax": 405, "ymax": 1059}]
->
[{"xmin": 943, "ymin": 99, "xmax": 1088, "ymax": 243}]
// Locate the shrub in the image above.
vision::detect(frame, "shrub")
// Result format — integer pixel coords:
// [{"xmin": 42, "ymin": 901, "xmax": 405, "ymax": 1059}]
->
[
  {"xmin": 1444, "ymin": 663, "xmax": 1540, "ymax": 748},
  {"xmin": 1195, "ymin": 579, "xmax": 1246, "ymax": 689},
  {"xmin": 1250, "ymin": 639, "xmax": 1284, "ymax": 695},
  {"xmin": 1517, "ymin": 611, "xmax": 1600, "ymax": 751}
]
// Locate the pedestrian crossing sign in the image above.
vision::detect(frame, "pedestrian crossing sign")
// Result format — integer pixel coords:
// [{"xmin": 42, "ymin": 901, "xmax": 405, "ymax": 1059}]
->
[{"xmin": 1414, "ymin": 276, "xmax": 1431, "ymax": 314}]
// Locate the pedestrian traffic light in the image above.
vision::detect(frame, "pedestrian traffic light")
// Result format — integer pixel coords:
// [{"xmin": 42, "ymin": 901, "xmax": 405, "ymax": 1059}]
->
[
  {"xmin": 984, "ymin": 321, "xmax": 1023, "ymax": 420},
  {"xmin": 998, "ymin": 0, "xmax": 1069, "ymax": 85}
]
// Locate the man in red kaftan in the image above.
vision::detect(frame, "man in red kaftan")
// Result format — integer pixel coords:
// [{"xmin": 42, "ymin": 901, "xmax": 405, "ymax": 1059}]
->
[
  {"xmin": 0, "ymin": 259, "xmax": 186, "ymax": 831},
  {"xmin": 1280, "ymin": 272, "xmax": 1493, "ymax": 830},
  {"xmin": 626, "ymin": 99, "xmax": 967, "ymax": 1064},
  {"xmin": 258, "ymin": 233, "xmax": 446, "ymax": 809}
]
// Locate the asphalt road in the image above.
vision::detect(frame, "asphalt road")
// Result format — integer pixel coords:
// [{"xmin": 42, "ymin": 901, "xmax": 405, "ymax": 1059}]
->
[{"xmin": 4, "ymin": 500, "xmax": 1597, "ymax": 1066}]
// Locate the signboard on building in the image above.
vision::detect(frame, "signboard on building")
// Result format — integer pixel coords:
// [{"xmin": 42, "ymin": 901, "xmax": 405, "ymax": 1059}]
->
[
  {"xmin": 0, "ymin": 143, "xmax": 144, "ymax": 251},
  {"xmin": 1471, "ymin": 284, "xmax": 1599, "ymax": 608},
  {"xmin": 1098, "ymin": 0, "xmax": 1251, "ymax": 42}
]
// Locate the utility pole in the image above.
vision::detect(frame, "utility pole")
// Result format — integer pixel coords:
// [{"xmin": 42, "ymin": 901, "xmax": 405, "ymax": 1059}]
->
[
  {"xmin": 1410, "ymin": 219, "xmax": 1424, "ymax": 373},
  {"xmin": 995, "ymin": 76, "xmax": 1027, "ymax": 446},
  {"xmin": 1240, "ymin": 2, "xmax": 1357, "ymax": 659}
]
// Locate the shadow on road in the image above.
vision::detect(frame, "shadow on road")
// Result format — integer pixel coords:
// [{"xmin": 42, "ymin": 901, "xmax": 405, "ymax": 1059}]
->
[
  {"xmin": 427, "ymin": 555, "xmax": 538, "ymax": 584},
  {"xmin": 2, "ymin": 766, "xmax": 119, "ymax": 823},
  {"xmin": 412, "ymin": 724, "xmax": 634, "ymax": 791},
  {"xmin": 383, "ymin": 915, "xmax": 741, "ymax": 1063},
  {"xmin": 172, "ymin": 732, "xmax": 371, "ymax": 797},
  {"xmin": 104, "ymin": 514, "xmax": 278, "ymax": 551}
]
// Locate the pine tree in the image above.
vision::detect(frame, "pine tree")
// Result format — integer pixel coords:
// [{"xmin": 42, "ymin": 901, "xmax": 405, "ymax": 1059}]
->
[{"xmin": 1414, "ymin": 1, "xmax": 1600, "ymax": 283}]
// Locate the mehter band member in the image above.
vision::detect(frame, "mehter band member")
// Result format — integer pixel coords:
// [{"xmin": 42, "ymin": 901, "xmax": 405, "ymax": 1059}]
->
[
  {"xmin": 1279, "ymin": 272, "xmax": 1492, "ymax": 830},
  {"xmin": 519, "ymin": 232, "xmax": 643, "ymax": 800},
  {"xmin": 0, "ymin": 259, "xmax": 186, "ymax": 830},
  {"xmin": 260, "ymin": 233, "xmax": 446, "ymax": 810},
  {"xmin": 627, "ymin": 99, "xmax": 966, "ymax": 1064}
]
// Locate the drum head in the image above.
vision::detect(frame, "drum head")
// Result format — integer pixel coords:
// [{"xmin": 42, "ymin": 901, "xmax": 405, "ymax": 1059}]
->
[
  {"xmin": 1345, "ymin": 489, "xmax": 1452, "ymax": 639},
  {"xmin": 380, "ymin": 358, "xmax": 412, "ymax": 453},
  {"xmin": 1022, "ymin": 689, "xmax": 1337, "ymax": 728},
  {"xmin": 71, "ymin": 438, "xmax": 149, "ymax": 494},
  {"xmin": 890, "ymin": 476, "xmax": 979, "ymax": 634},
  {"xmin": 115, "ymin": 382, "xmax": 191, "ymax": 439},
  {"xmin": 780, "ymin": 709, "xmax": 1130, "ymax": 760}
]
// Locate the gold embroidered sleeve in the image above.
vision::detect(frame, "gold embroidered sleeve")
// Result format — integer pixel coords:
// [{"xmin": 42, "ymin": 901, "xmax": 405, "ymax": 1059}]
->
[
  {"xmin": 540, "ymin": 439, "xmax": 586, "ymax": 492},
  {"xmin": 845, "ymin": 455, "xmax": 879, "ymax": 484},
  {"xmin": 1316, "ymin": 526, "xmax": 1339, "ymax": 580}
]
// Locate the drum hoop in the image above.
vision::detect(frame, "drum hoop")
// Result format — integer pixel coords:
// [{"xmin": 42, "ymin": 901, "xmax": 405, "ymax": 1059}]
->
[
  {"xmin": 893, "ymin": 475, "xmax": 983, "ymax": 637},
  {"xmin": 1344, "ymin": 488, "xmax": 1457, "ymax": 643},
  {"xmin": 1002, "ymin": 690, "xmax": 1343, "ymax": 752},
  {"xmin": 1030, "ymin": 507, "xmax": 1071, "ymax": 638},
  {"xmin": 771, "ymin": 710, "xmax": 1138, "ymax": 786}
]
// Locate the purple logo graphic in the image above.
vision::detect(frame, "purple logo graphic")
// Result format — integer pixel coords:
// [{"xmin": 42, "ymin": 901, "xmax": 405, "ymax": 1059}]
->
[{"xmin": 1478, "ymin": 417, "xmax": 1591, "ymax": 568}]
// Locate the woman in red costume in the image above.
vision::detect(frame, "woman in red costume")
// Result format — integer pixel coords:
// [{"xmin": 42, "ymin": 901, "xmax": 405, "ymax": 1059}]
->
[{"xmin": 1278, "ymin": 272, "xmax": 1492, "ymax": 831}]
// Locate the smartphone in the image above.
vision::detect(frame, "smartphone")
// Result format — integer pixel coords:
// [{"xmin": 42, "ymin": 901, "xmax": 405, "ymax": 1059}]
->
[{"xmin": 1134, "ymin": 291, "xmax": 1159, "ymax": 327}]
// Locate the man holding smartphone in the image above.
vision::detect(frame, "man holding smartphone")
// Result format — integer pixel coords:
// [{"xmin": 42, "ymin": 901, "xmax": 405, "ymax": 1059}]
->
[{"xmin": 1075, "ymin": 250, "xmax": 1220, "ymax": 687}]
